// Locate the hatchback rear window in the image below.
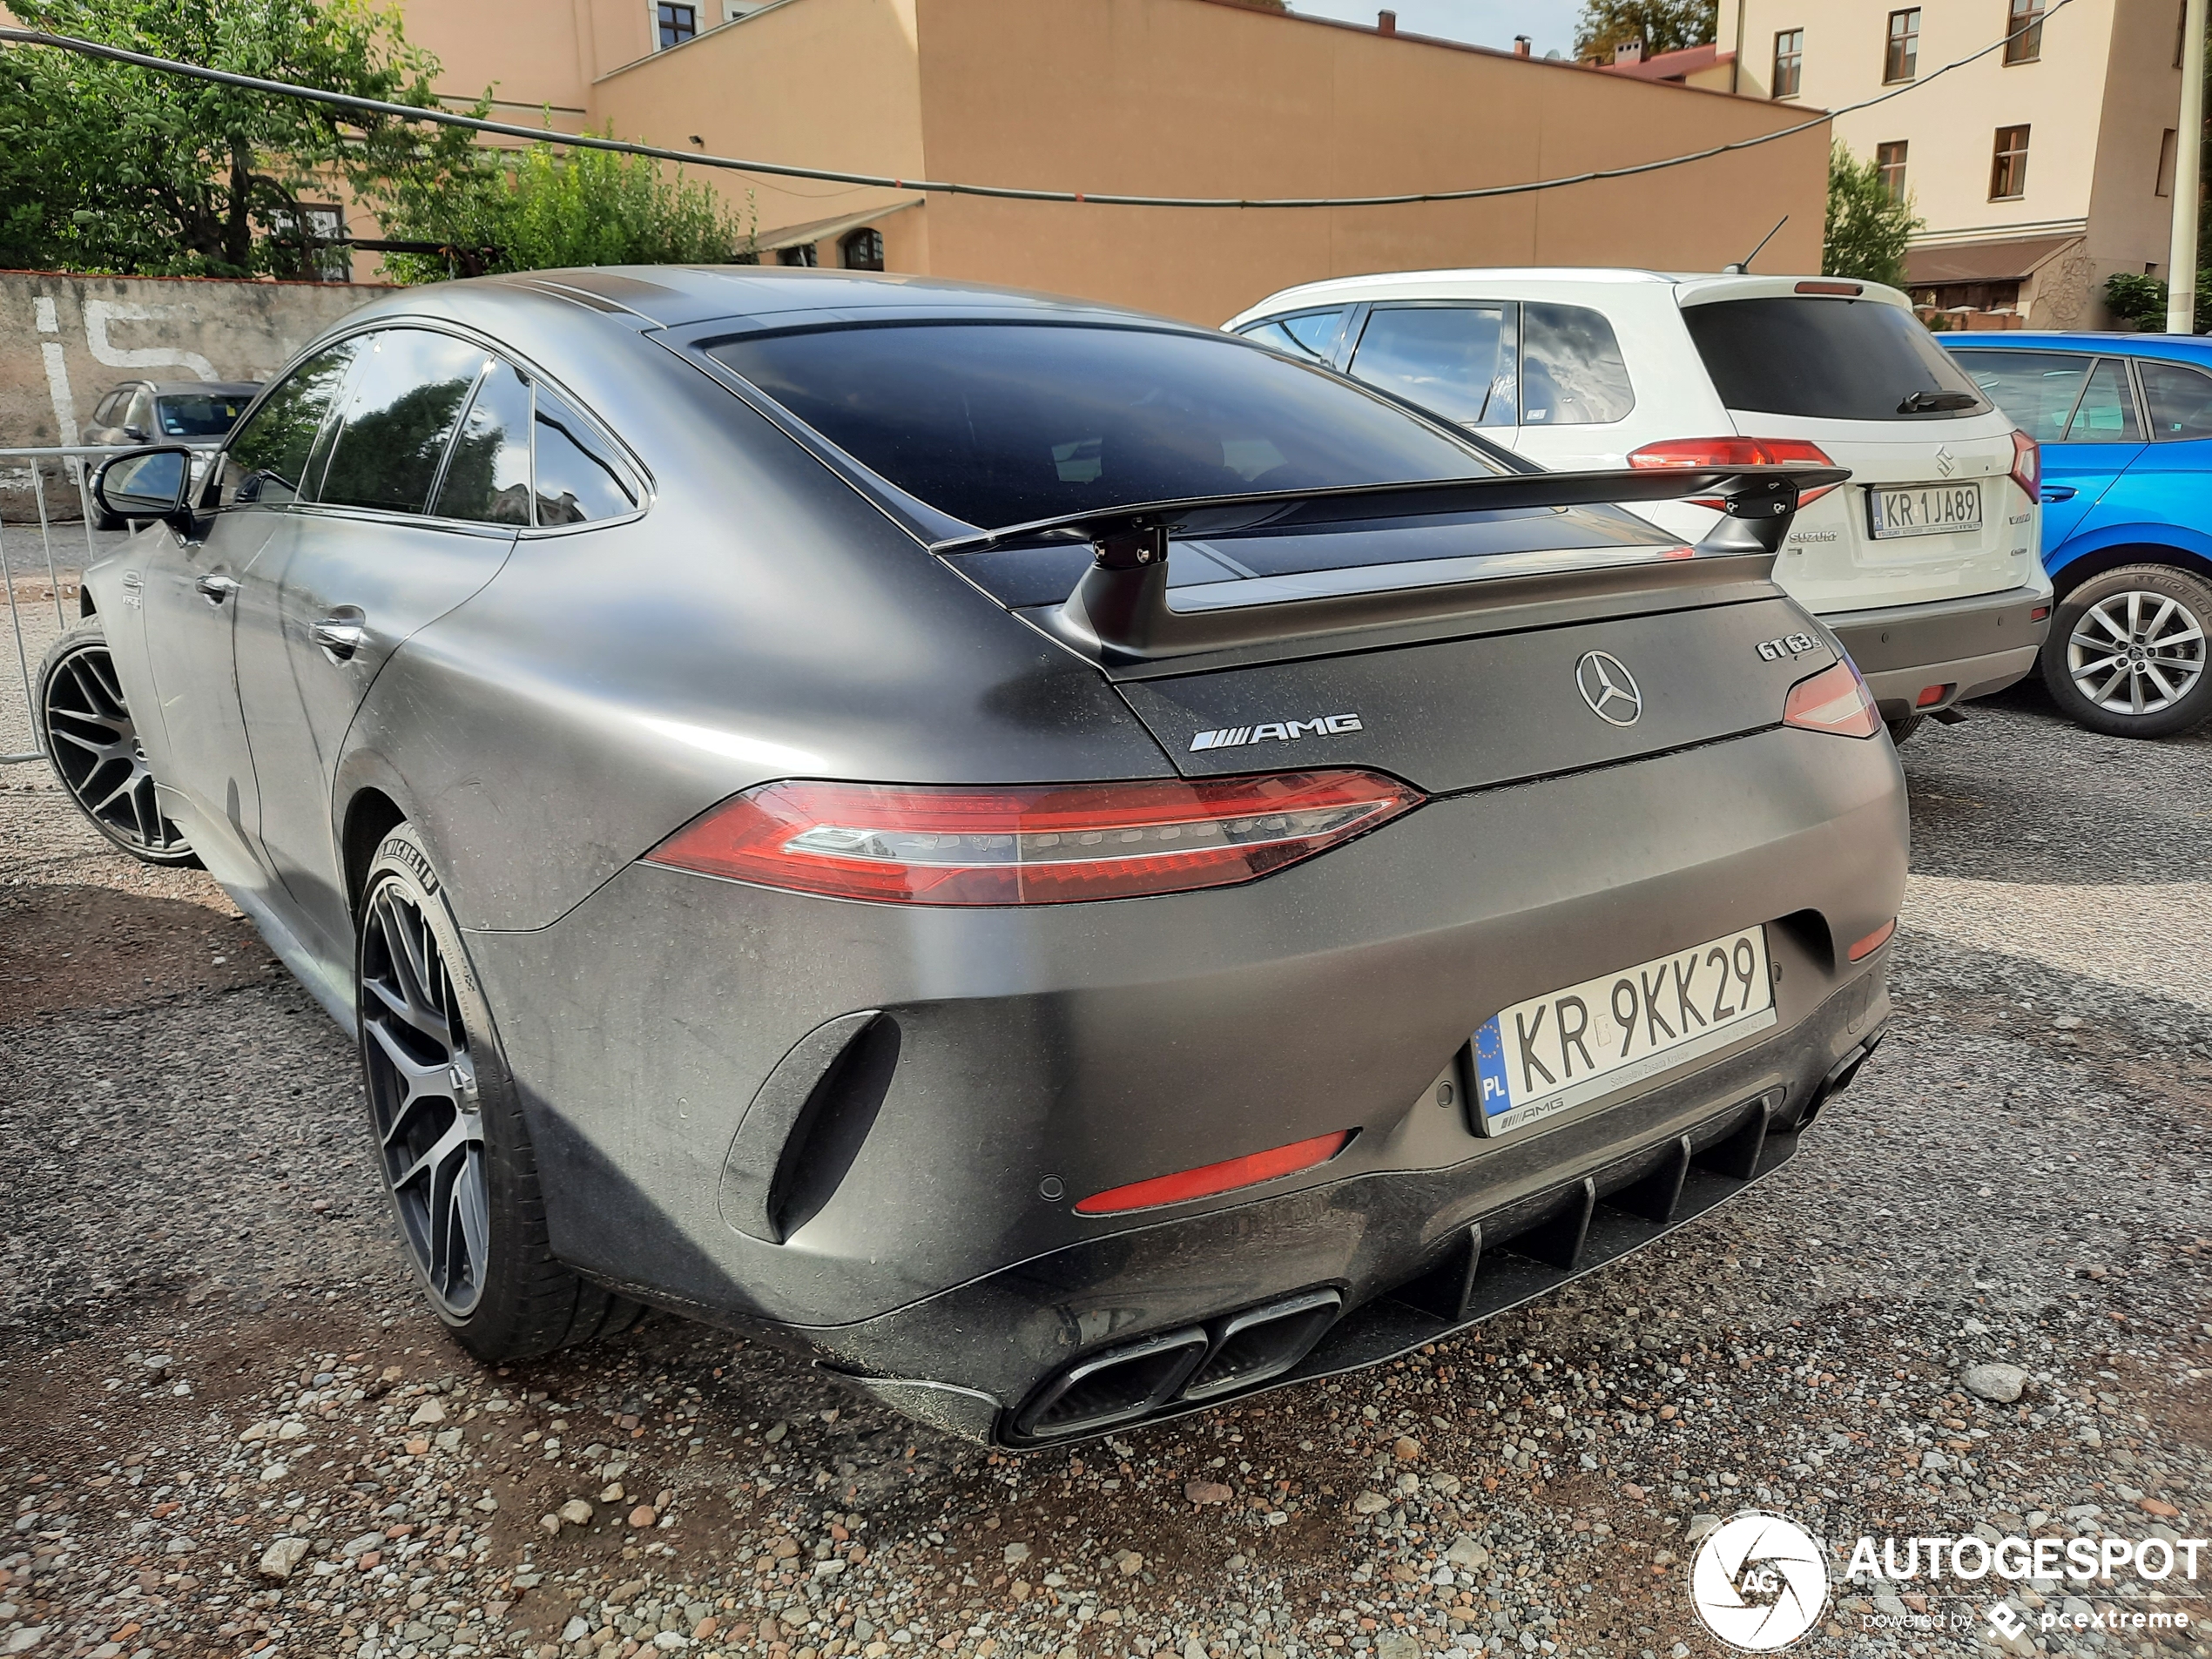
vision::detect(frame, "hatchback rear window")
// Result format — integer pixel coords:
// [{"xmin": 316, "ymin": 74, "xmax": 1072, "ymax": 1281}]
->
[
  {"xmin": 701, "ymin": 322, "xmax": 1501, "ymax": 529},
  {"xmin": 1683, "ymin": 297, "xmax": 1987, "ymax": 421}
]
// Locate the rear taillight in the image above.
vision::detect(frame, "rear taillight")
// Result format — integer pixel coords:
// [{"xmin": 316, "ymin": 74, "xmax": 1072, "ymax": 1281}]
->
[
  {"xmin": 1783, "ymin": 658, "xmax": 1882, "ymax": 739},
  {"xmin": 644, "ymin": 771, "xmax": 1423, "ymax": 906},
  {"xmin": 1629, "ymin": 437, "xmax": 1843, "ymax": 506},
  {"xmin": 2009, "ymin": 428, "xmax": 2040, "ymax": 502}
]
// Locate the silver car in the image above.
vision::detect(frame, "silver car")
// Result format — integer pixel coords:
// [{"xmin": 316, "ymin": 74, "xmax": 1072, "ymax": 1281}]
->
[{"xmin": 48, "ymin": 267, "xmax": 1904, "ymax": 1445}]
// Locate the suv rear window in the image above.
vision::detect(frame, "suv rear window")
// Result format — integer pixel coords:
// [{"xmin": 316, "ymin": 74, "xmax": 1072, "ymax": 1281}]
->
[
  {"xmin": 1683, "ymin": 297, "xmax": 1988, "ymax": 421},
  {"xmin": 702, "ymin": 322, "xmax": 1501, "ymax": 529}
]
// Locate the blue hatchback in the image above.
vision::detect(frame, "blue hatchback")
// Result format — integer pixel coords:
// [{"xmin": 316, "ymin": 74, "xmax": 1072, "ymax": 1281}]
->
[{"xmin": 1946, "ymin": 333, "xmax": 2212, "ymax": 737}]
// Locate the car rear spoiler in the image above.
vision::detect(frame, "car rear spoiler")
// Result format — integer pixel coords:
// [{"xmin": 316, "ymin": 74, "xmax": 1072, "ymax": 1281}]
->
[{"xmin": 929, "ymin": 465, "xmax": 1849, "ymax": 665}]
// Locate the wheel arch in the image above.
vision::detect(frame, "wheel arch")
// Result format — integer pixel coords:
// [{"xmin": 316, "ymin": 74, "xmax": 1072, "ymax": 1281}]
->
[
  {"xmin": 341, "ymin": 786, "xmax": 410, "ymax": 924},
  {"xmin": 2049, "ymin": 539, "xmax": 2212, "ymax": 599}
]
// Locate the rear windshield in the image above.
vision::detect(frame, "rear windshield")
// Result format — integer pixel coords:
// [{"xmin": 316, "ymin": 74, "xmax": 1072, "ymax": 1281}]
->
[
  {"xmin": 1683, "ymin": 297, "xmax": 1988, "ymax": 421},
  {"xmin": 700, "ymin": 321, "xmax": 1503, "ymax": 529},
  {"xmin": 156, "ymin": 393, "xmax": 253, "ymax": 437}
]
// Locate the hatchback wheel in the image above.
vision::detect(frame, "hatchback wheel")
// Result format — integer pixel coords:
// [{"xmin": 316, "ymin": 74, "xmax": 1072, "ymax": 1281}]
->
[
  {"xmin": 2042, "ymin": 563, "xmax": 2212, "ymax": 738},
  {"xmin": 358, "ymin": 822, "xmax": 640, "ymax": 1359},
  {"xmin": 37, "ymin": 621, "xmax": 197, "ymax": 865}
]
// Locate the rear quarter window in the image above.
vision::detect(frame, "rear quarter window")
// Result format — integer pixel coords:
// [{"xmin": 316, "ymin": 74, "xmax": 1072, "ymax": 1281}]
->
[
  {"xmin": 1520, "ymin": 303, "xmax": 1634, "ymax": 426},
  {"xmin": 1683, "ymin": 296, "xmax": 1987, "ymax": 421},
  {"xmin": 1952, "ymin": 349, "xmax": 2089, "ymax": 443}
]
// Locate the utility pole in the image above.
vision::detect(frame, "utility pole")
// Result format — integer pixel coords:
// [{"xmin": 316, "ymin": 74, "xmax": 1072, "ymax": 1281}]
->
[{"xmin": 2169, "ymin": 0, "xmax": 2208, "ymax": 333}]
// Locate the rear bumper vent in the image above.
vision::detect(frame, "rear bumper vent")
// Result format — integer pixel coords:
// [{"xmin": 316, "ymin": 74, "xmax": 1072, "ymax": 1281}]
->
[{"xmin": 1015, "ymin": 1288, "xmax": 1343, "ymax": 1441}]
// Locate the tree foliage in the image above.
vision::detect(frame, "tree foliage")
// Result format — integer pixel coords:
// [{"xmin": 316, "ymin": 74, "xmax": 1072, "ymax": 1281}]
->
[
  {"xmin": 1573, "ymin": 0, "xmax": 1716, "ymax": 61},
  {"xmin": 0, "ymin": 0, "xmax": 475, "ymax": 277},
  {"xmin": 377, "ymin": 138, "xmax": 759, "ymax": 282},
  {"xmin": 2103, "ymin": 271, "xmax": 2212, "ymax": 334},
  {"xmin": 1823, "ymin": 143, "xmax": 1920, "ymax": 291}
]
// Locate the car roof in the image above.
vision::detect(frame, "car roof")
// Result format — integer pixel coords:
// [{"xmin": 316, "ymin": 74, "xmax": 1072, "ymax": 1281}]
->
[
  {"xmin": 414, "ymin": 266, "xmax": 1211, "ymax": 334},
  {"xmin": 1943, "ymin": 331, "xmax": 2212, "ymax": 359},
  {"xmin": 150, "ymin": 381, "xmax": 262, "ymax": 395},
  {"xmin": 1225, "ymin": 267, "xmax": 1913, "ymax": 325}
]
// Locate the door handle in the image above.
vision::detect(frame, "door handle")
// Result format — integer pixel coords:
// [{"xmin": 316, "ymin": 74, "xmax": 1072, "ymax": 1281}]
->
[
  {"xmin": 2040, "ymin": 485, "xmax": 2077, "ymax": 502},
  {"xmin": 308, "ymin": 617, "xmax": 368, "ymax": 659},
  {"xmin": 193, "ymin": 573, "xmax": 239, "ymax": 604}
]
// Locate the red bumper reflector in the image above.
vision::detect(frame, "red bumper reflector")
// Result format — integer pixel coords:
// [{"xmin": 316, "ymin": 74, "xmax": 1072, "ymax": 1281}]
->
[
  {"xmin": 1848, "ymin": 919, "xmax": 1897, "ymax": 961},
  {"xmin": 2031, "ymin": 604, "xmax": 2051, "ymax": 623},
  {"xmin": 1783, "ymin": 658, "xmax": 1883, "ymax": 738},
  {"xmin": 644, "ymin": 771, "xmax": 1422, "ymax": 906},
  {"xmin": 1915, "ymin": 684, "xmax": 1949, "ymax": 709},
  {"xmin": 1073, "ymin": 1130, "xmax": 1353, "ymax": 1216}
]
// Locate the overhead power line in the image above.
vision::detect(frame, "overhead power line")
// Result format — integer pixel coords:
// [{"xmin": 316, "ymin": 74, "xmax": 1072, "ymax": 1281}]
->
[{"xmin": 0, "ymin": 3, "xmax": 2074, "ymax": 212}]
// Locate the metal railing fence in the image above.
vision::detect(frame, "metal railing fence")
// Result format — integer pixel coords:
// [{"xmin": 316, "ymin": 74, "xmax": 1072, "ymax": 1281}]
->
[{"xmin": 2, "ymin": 444, "xmax": 135, "ymax": 765}]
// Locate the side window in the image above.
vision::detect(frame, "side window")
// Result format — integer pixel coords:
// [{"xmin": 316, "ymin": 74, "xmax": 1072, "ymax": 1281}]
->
[
  {"xmin": 1520, "ymin": 303, "xmax": 1635, "ymax": 426},
  {"xmin": 2136, "ymin": 359, "xmax": 2212, "ymax": 442},
  {"xmin": 125, "ymin": 388, "xmax": 155, "ymax": 435},
  {"xmin": 92, "ymin": 391, "xmax": 128, "ymax": 428},
  {"xmin": 1237, "ymin": 308, "xmax": 1346, "ymax": 367},
  {"xmin": 533, "ymin": 388, "xmax": 639, "ymax": 526},
  {"xmin": 1347, "ymin": 304, "xmax": 1516, "ymax": 427},
  {"xmin": 1955, "ymin": 350, "xmax": 2090, "ymax": 444},
  {"xmin": 431, "ymin": 361, "xmax": 535, "ymax": 524},
  {"xmin": 215, "ymin": 342, "xmax": 360, "ymax": 509},
  {"xmin": 2064, "ymin": 358, "xmax": 2144, "ymax": 442},
  {"xmin": 317, "ymin": 329, "xmax": 485, "ymax": 514}
]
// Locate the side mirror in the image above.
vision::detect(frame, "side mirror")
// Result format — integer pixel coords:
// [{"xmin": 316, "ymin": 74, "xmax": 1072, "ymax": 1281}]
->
[
  {"xmin": 122, "ymin": 424, "xmax": 147, "ymax": 442},
  {"xmin": 91, "ymin": 446, "xmax": 194, "ymax": 529}
]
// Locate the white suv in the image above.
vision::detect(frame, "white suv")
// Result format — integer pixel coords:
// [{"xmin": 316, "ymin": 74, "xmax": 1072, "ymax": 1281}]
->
[{"xmin": 1225, "ymin": 269, "xmax": 2052, "ymax": 738}]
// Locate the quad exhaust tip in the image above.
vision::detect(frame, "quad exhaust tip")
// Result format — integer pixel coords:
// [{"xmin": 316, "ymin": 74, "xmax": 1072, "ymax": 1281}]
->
[{"xmin": 1015, "ymin": 1287, "xmax": 1343, "ymax": 1440}]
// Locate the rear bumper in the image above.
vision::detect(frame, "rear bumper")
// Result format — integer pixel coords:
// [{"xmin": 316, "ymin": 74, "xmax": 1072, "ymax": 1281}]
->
[
  {"xmin": 1824, "ymin": 582, "xmax": 2050, "ymax": 719},
  {"xmin": 461, "ymin": 723, "xmax": 1905, "ymax": 1438}
]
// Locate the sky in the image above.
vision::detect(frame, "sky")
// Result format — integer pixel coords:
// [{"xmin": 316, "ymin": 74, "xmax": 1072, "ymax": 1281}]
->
[{"xmin": 1288, "ymin": 0, "xmax": 1585, "ymax": 59}]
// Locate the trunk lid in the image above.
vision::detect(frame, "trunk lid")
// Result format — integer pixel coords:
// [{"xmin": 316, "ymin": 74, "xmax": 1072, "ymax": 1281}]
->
[{"xmin": 1109, "ymin": 586, "xmax": 1829, "ymax": 794}]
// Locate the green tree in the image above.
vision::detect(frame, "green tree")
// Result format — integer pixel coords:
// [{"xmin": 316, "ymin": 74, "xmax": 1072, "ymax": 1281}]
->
[
  {"xmin": 378, "ymin": 138, "xmax": 758, "ymax": 282},
  {"xmin": 1824, "ymin": 143, "xmax": 1920, "ymax": 290},
  {"xmin": 1574, "ymin": 0, "xmax": 1716, "ymax": 61},
  {"xmin": 0, "ymin": 0, "xmax": 476, "ymax": 277}
]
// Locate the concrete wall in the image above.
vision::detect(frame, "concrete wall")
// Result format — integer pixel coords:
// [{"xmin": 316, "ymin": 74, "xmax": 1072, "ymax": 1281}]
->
[{"xmin": 0, "ymin": 272, "xmax": 386, "ymax": 519}]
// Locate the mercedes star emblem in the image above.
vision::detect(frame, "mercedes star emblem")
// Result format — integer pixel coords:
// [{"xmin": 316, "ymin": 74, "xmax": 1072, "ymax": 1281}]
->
[{"xmin": 1575, "ymin": 650, "xmax": 1643, "ymax": 726}]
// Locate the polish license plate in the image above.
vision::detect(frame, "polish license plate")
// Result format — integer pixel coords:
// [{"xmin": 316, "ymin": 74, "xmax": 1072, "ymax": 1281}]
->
[
  {"xmin": 1469, "ymin": 927, "xmax": 1776, "ymax": 1138},
  {"xmin": 1867, "ymin": 481, "xmax": 1982, "ymax": 539}
]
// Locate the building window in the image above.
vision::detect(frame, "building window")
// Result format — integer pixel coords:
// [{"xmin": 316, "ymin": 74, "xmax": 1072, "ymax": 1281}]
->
[
  {"xmin": 1876, "ymin": 141, "xmax": 1909, "ymax": 202},
  {"xmin": 840, "ymin": 227, "xmax": 885, "ymax": 271},
  {"xmin": 2160, "ymin": 128, "xmax": 2180, "ymax": 196},
  {"xmin": 1771, "ymin": 28, "xmax": 1803, "ymax": 97},
  {"xmin": 657, "ymin": 2, "xmax": 696, "ymax": 48},
  {"xmin": 1885, "ymin": 9, "xmax": 1919, "ymax": 81},
  {"xmin": 2005, "ymin": 0, "xmax": 2044, "ymax": 62},
  {"xmin": 777, "ymin": 244, "xmax": 818, "ymax": 266},
  {"xmin": 1991, "ymin": 125, "xmax": 2031, "ymax": 199}
]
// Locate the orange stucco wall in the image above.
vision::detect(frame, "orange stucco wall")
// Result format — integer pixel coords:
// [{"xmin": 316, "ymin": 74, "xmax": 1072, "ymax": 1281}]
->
[
  {"xmin": 590, "ymin": 0, "xmax": 927, "ymax": 262},
  {"xmin": 907, "ymin": 0, "xmax": 1827, "ymax": 322}
]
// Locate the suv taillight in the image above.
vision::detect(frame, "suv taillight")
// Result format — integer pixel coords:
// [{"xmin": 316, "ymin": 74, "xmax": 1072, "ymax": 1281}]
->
[
  {"xmin": 1783, "ymin": 659, "xmax": 1882, "ymax": 739},
  {"xmin": 644, "ymin": 772, "xmax": 1424, "ymax": 905},
  {"xmin": 1629, "ymin": 437, "xmax": 1843, "ymax": 506},
  {"xmin": 2009, "ymin": 428, "xmax": 2040, "ymax": 502}
]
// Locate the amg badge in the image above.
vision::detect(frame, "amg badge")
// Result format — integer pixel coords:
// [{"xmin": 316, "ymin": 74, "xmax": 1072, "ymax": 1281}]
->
[{"xmin": 1190, "ymin": 713, "xmax": 1363, "ymax": 752}]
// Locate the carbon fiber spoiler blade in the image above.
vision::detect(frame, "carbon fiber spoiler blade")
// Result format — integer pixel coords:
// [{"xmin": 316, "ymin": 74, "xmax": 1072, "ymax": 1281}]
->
[{"xmin": 930, "ymin": 464, "xmax": 1849, "ymax": 667}]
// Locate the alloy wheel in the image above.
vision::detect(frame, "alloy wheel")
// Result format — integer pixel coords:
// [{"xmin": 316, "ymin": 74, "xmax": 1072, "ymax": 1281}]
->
[
  {"xmin": 361, "ymin": 882, "xmax": 489, "ymax": 1318},
  {"xmin": 2067, "ymin": 589, "xmax": 2208, "ymax": 717},
  {"xmin": 41, "ymin": 642, "xmax": 191, "ymax": 858}
]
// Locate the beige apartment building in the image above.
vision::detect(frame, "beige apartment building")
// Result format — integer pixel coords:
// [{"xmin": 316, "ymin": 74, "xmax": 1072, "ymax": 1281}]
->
[
  {"xmin": 379, "ymin": 0, "xmax": 1831, "ymax": 323},
  {"xmin": 1722, "ymin": 0, "xmax": 2187, "ymax": 328}
]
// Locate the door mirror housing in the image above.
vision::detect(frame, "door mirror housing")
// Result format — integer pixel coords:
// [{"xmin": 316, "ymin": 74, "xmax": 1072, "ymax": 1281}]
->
[
  {"xmin": 121, "ymin": 424, "xmax": 147, "ymax": 442},
  {"xmin": 91, "ymin": 445, "xmax": 194, "ymax": 529}
]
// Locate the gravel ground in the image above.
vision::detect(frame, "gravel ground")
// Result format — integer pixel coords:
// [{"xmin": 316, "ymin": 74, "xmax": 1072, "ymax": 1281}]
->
[{"xmin": 3, "ymin": 570, "xmax": 2211, "ymax": 1659}]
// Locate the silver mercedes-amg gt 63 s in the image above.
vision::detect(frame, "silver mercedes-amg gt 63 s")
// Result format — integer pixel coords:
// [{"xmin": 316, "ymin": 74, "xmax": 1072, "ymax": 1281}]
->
[{"xmin": 50, "ymin": 267, "xmax": 1904, "ymax": 1446}]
